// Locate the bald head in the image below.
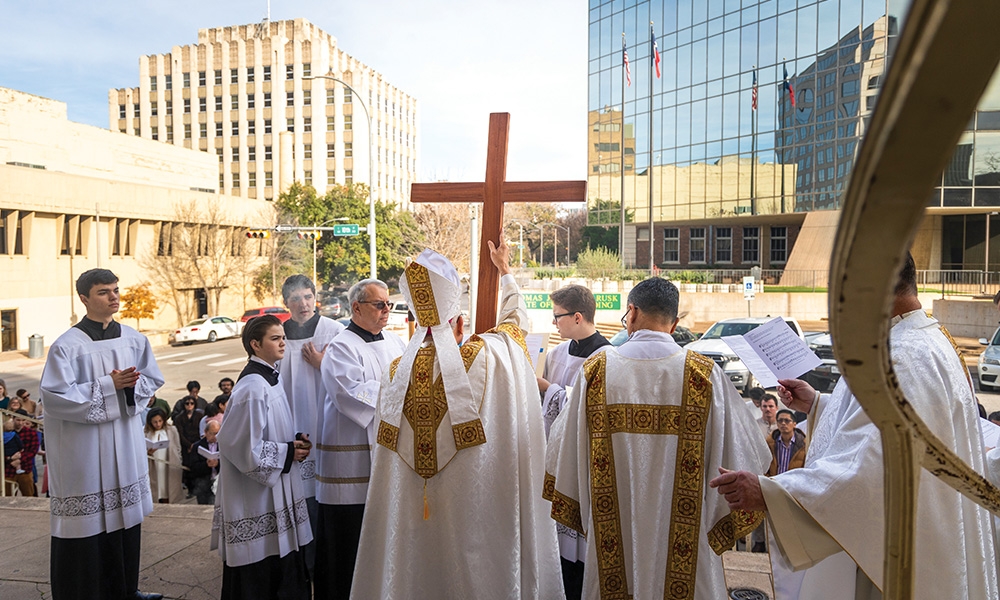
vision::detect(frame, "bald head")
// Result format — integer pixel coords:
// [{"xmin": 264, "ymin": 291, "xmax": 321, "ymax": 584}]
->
[{"xmin": 205, "ymin": 420, "xmax": 221, "ymax": 443}]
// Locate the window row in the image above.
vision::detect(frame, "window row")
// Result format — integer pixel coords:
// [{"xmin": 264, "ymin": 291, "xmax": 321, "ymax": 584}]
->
[{"xmin": 660, "ymin": 225, "xmax": 786, "ymax": 264}]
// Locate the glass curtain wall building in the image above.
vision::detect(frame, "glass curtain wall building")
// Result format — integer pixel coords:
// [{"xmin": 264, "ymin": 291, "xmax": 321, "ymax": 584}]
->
[{"xmin": 588, "ymin": 0, "xmax": 1000, "ymax": 272}]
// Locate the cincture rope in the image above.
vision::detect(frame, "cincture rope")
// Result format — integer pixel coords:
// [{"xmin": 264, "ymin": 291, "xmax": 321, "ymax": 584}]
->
[{"xmin": 423, "ymin": 479, "xmax": 430, "ymax": 520}]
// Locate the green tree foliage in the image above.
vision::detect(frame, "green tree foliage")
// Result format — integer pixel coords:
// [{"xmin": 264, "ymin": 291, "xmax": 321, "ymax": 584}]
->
[
  {"xmin": 120, "ymin": 283, "xmax": 158, "ymax": 330},
  {"xmin": 272, "ymin": 183, "xmax": 424, "ymax": 288},
  {"xmin": 580, "ymin": 199, "xmax": 635, "ymax": 254},
  {"xmin": 575, "ymin": 247, "xmax": 623, "ymax": 280}
]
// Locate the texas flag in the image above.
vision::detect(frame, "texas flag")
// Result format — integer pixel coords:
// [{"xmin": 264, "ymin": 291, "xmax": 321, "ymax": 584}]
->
[
  {"xmin": 651, "ymin": 27, "xmax": 661, "ymax": 79},
  {"xmin": 783, "ymin": 65, "xmax": 796, "ymax": 108}
]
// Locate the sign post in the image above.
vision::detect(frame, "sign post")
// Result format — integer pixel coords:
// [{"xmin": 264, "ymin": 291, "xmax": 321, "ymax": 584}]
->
[{"xmin": 743, "ymin": 276, "xmax": 756, "ymax": 316}]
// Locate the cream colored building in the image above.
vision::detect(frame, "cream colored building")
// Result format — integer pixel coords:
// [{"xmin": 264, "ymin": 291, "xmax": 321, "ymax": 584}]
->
[
  {"xmin": 110, "ymin": 18, "xmax": 418, "ymax": 207},
  {"xmin": 0, "ymin": 87, "xmax": 273, "ymax": 352}
]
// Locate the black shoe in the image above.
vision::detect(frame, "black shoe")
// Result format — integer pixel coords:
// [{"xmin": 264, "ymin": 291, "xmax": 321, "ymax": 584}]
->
[
  {"xmin": 751, "ymin": 542, "xmax": 766, "ymax": 553},
  {"xmin": 132, "ymin": 592, "xmax": 164, "ymax": 600}
]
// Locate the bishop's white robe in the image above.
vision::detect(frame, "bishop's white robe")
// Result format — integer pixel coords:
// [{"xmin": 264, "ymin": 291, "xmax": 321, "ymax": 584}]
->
[
  {"xmin": 41, "ymin": 325, "xmax": 164, "ymax": 539},
  {"xmin": 762, "ymin": 310, "xmax": 999, "ymax": 600},
  {"xmin": 212, "ymin": 361, "xmax": 312, "ymax": 567},
  {"xmin": 317, "ymin": 326, "xmax": 406, "ymax": 505},
  {"xmin": 545, "ymin": 330, "xmax": 771, "ymax": 600},
  {"xmin": 280, "ymin": 314, "xmax": 345, "ymax": 499},
  {"xmin": 351, "ymin": 275, "xmax": 563, "ymax": 599},
  {"xmin": 541, "ymin": 335, "xmax": 611, "ymax": 566}
]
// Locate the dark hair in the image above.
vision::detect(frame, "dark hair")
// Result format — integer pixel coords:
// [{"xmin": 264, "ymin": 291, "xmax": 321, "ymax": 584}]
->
[
  {"xmin": 15, "ymin": 389, "xmax": 28, "ymax": 399},
  {"xmin": 626, "ymin": 277, "xmax": 679, "ymax": 323},
  {"xmin": 282, "ymin": 274, "xmax": 316, "ymax": 303},
  {"xmin": 204, "ymin": 403, "xmax": 220, "ymax": 418},
  {"xmin": 216, "ymin": 396, "xmax": 229, "ymax": 408},
  {"xmin": 989, "ymin": 411, "xmax": 1000, "ymax": 422},
  {"xmin": 242, "ymin": 315, "xmax": 283, "ymax": 357},
  {"xmin": 894, "ymin": 252, "xmax": 917, "ymax": 297},
  {"xmin": 760, "ymin": 394, "xmax": 778, "ymax": 407},
  {"xmin": 747, "ymin": 387, "xmax": 767, "ymax": 401},
  {"xmin": 218, "ymin": 377, "xmax": 234, "ymax": 389},
  {"xmin": 551, "ymin": 285, "xmax": 597, "ymax": 323},
  {"xmin": 776, "ymin": 409, "xmax": 795, "ymax": 420},
  {"xmin": 186, "ymin": 380, "xmax": 201, "ymax": 393},
  {"xmin": 76, "ymin": 268, "xmax": 119, "ymax": 296},
  {"xmin": 145, "ymin": 407, "xmax": 167, "ymax": 432},
  {"xmin": 13, "ymin": 409, "xmax": 28, "ymax": 417}
]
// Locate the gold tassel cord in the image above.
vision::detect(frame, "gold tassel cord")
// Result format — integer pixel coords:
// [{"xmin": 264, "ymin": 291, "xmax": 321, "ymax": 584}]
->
[{"xmin": 423, "ymin": 479, "xmax": 430, "ymax": 520}]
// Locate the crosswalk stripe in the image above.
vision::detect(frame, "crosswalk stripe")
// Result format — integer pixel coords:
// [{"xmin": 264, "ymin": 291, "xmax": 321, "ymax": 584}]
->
[
  {"xmin": 156, "ymin": 352, "xmax": 192, "ymax": 360},
  {"xmin": 207, "ymin": 357, "xmax": 247, "ymax": 367},
  {"xmin": 168, "ymin": 353, "xmax": 226, "ymax": 365}
]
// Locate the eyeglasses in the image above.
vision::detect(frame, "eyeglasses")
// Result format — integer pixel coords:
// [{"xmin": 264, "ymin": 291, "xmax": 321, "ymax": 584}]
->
[
  {"xmin": 776, "ymin": 418, "xmax": 794, "ymax": 424},
  {"xmin": 359, "ymin": 300, "xmax": 394, "ymax": 311},
  {"xmin": 621, "ymin": 307, "xmax": 632, "ymax": 329},
  {"xmin": 552, "ymin": 312, "xmax": 577, "ymax": 322},
  {"xmin": 185, "ymin": 401, "xmax": 195, "ymax": 406}
]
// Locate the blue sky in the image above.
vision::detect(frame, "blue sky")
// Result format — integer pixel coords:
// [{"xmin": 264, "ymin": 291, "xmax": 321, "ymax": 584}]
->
[{"xmin": 0, "ymin": 0, "xmax": 587, "ymax": 182}]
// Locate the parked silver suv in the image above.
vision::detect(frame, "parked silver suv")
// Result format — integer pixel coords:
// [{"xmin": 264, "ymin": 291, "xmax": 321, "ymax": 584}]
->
[{"xmin": 684, "ymin": 317, "xmax": 805, "ymax": 393}]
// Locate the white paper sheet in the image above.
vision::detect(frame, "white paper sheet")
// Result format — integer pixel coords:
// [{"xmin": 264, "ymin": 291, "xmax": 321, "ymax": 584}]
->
[
  {"xmin": 525, "ymin": 332, "xmax": 550, "ymax": 377},
  {"xmin": 722, "ymin": 317, "xmax": 822, "ymax": 388},
  {"xmin": 982, "ymin": 418, "xmax": 1000, "ymax": 449},
  {"xmin": 145, "ymin": 438, "xmax": 169, "ymax": 451},
  {"xmin": 197, "ymin": 445, "xmax": 220, "ymax": 461}
]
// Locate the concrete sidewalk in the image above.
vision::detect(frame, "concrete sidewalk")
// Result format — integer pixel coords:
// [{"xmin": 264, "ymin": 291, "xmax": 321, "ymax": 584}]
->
[{"xmin": 0, "ymin": 496, "xmax": 774, "ymax": 599}]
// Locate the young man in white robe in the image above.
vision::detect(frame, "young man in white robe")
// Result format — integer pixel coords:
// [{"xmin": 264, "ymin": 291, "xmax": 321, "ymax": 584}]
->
[
  {"xmin": 537, "ymin": 284, "xmax": 612, "ymax": 599},
  {"xmin": 545, "ymin": 277, "xmax": 771, "ymax": 600},
  {"xmin": 278, "ymin": 274, "xmax": 345, "ymax": 578},
  {"xmin": 212, "ymin": 314, "xmax": 313, "ymax": 599},
  {"xmin": 351, "ymin": 242, "xmax": 563, "ymax": 599},
  {"xmin": 711, "ymin": 254, "xmax": 1000, "ymax": 600},
  {"xmin": 40, "ymin": 268, "xmax": 166, "ymax": 600},
  {"xmin": 316, "ymin": 278, "xmax": 406, "ymax": 600}
]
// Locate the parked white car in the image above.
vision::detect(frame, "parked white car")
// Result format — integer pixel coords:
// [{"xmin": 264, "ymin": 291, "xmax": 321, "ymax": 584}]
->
[
  {"xmin": 684, "ymin": 317, "xmax": 805, "ymax": 393},
  {"xmin": 978, "ymin": 327, "xmax": 1000, "ymax": 390},
  {"xmin": 387, "ymin": 302, "xmax": 411, "ymax": 328},
  {"xmin": 169, "ymin": 316, "xmax": 244, "ymax": 345}
]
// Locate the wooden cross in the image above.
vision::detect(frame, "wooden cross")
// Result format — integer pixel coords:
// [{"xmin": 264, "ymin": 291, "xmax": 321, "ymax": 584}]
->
[{"xmin": 410, "ymin": 113, "xmax": 587, "ymax": 333}]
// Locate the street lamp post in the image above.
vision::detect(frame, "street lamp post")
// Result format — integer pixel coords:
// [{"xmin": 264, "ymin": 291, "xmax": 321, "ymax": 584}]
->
[
  {"xmin": 507, "ymin": 219, "xmax": 535, "ymax": 268},
  {"xmin": 545, "ymin": 223, "xmax": 570, "ymax": 268},
  {"xmin": 305, "ymin": 72, "xmax": 377, "ymax": 279}
]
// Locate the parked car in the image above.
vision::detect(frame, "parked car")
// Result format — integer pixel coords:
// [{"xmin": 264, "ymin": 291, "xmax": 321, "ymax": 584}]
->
[
  {"xmin": 387, "ymin": 302, "xmax": 411, "ymax": 328},
  {"xmin": 170, "ymin": 316, "xmax": 245, "ymax": 345},
  {"xmin": 802, "ymin": 332, "xmax": 841, "ymax": 392},
  {"xmin": 240, "ymin": 306, "xmax": 292, "ymax": 323},
  {"xmin": 684, "ymin": 317, "xmax": 805, "ymax": 393},
  {"xmin": 978, "ymin": 327, "xmax": 1000, "ymax": 391},
  {"xmin": 318, "ymin": 292, "xmax": 351, "ymax": 319},
  {"xmin": 609, "ymin": 325, "xmax": 699, "ymax": 348}
]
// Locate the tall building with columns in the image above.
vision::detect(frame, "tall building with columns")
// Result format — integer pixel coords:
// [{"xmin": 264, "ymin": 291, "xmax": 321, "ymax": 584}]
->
[{"xmin": 110, "ymin": 18, "xmax": 418, "ymax": 207}]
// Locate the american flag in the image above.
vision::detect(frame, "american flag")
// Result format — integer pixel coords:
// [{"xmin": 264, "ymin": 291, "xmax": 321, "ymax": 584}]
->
[
  {"xmin": 623, "ymin": 37, "xmax": 631, "ymax": 87},
  {"xmin": 651, "ymin": 27, "xmax": 661, "ymax": 79},
  {"xmin": 751, "ymin": 69, "xmax": 758, "ymax": 111}
]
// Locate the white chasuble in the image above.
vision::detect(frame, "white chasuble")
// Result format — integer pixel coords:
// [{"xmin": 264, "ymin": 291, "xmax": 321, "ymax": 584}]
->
[
  {"xmin": 212, "ymin": 369, "xmax": 312, "ymax": 567},
  {"xmin": 351, "ymin": 277, "xmax": 562, "ymax": 600},
  {"xmin": 317, "ymin": 328, "xmax": 406, "ymax": 505},
  {"xmin": 545, "ymin": 333, "xmax": 771, "ymax": 600},
  {"xmin": 763, "ymin": 310, "xmax": 999, "ymax": 600},
  {"xmin": 280, "ymin": 315, "xmax": 345, "ymax": 499},
  {"xmin": 41, "ymin": 326, "xmax": 164, "ymax": 539}
]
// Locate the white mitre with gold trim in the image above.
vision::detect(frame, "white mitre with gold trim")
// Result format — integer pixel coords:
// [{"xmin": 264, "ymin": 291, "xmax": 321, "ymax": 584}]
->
[{"xmin": 378, "ymin": 249, "xmax": 485, "ymax": 480}]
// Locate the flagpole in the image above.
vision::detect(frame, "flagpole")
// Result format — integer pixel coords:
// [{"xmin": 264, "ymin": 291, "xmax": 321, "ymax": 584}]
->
[
  {"xmin": 620, "ymin": 33, "xmax": 627, "ymax": 269},
  {"xmin": 648, "ymin": 21, "xmax": 656, "ymax": 275},
  {"xmin": 751, "ymin": 66, "xmax": 757, "ymax": 216}
]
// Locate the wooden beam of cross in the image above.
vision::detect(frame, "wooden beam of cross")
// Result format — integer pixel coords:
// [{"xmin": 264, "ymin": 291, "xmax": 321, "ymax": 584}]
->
[{"xmin": 411, "ymin": 113, "xmax": 587, "ymax": 333}]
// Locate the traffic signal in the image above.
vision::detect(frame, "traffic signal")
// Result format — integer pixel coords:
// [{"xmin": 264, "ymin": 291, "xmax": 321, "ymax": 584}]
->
[
  {"xmin": 298, "ymin": 230, "xmax": 321, "ymax": 240},
  {"xmin": 246, "ymin": 229, "xmax": 271, "ymax": 238}
]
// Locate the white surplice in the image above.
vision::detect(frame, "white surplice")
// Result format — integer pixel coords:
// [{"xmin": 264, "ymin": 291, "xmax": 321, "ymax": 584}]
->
[
  {"xmin": 279, "ymin": 315, "xmax": 345, "ymax": 499},
  {"xmin": 317, "ymin": 327, "xmax": 406, "ymax": 505},
  {"xmin": 212, "ymin": 361, "xmax": 312, "ymax": 567},
  {"xmin": 41, "ymin": 326, "xmax": 164, "ymax": 539},
  {"xmin": 541, "ymin": 338, "xmax": 610, "ymax": 564},
  {"xmin": 762, "ymin": 310, "xmax": 999, "ymax": 600},
  {"xmin": 545, "ymin": 330, "xmax": 771, "ymax": 600},
  {"xmin": 351, "ymin": 275, "xmax": 562, "ymax": 600}
]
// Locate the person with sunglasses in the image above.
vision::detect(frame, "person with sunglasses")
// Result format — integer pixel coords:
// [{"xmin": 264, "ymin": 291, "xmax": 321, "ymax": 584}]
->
[{"xmin": 315, "ymin": 277, "xmax": 406, "ymax": 599}]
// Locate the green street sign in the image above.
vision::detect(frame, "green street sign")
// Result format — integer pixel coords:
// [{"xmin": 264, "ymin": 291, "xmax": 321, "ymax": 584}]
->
[
  {"xmin": 333, "ymin": 224, "xmax": 360, "ymax": 236},
  {"xmin": 522, "ymin": 294, "xmax": 553, "ymax": 310},
  {"xmin": 593, "ymin": 294, "xmax": 621, "ymax": 310},
  {"xmin": 522, "ymin": 293, "xmax": 621, "ymax": 311}
]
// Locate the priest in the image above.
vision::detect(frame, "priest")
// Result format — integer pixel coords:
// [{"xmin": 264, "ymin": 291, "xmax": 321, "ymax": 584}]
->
[
  {"xmin": 279, "ymin": 274, "xmax": 345, "ymax": 576},
  {"xmin": 316, "ymin": 277, "xmax": 407, "ymax": 599},
  {"xmin": 40, "ymin": 268, "xmax": 165, "ymax": 600},
  {"xmin": 351, "ymin": 242, "xmax": 562, "ymax": 599},
  {"xmin": 710, "ymin": 254, "xmax": 999, "ymax": 600},
  {"xmin": 536, "ymin": 284, "xmax": 612, "ymax": 599},
  {"xmin": 545, "ymin": 277, "xmax": 771, "ymax": 599}
]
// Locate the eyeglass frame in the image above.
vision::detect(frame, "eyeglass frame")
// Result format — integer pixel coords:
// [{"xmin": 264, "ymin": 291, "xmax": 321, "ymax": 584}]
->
[
  {"xmin": 552, "ymin": 311, "xmax": 577, "ymax": 322},
  {"xmin": 620, "ymin": 306, "xmax": 632, "ymax": 329},
  {"xmin": 776, "ymin": 417, "xmax": 795, "ymax": 424},
  {"xmin": 358, "ymin": 300, "xmax": 394, "ymax": 311}
]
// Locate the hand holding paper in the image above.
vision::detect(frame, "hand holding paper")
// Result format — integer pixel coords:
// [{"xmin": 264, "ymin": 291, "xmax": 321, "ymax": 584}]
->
[{"xmin": 722, "ymin": 317, "xmax": 821, "ymax": 388}]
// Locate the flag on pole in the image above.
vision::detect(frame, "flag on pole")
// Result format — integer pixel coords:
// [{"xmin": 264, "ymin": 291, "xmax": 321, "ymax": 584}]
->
[
  {"xmin": 623, "ymin": 36, "xmax": 631, "ymax": 87},
  {"xmin": 651, "ymin": 26, "xmax": 661, "ymax": 79},
  {"xmin": 751, "ymin": 69, "xmax": 758, "ymax": 111},
  {"xmin": 783, "ymin": 65, "xmax": 796, "ymax": 108}
]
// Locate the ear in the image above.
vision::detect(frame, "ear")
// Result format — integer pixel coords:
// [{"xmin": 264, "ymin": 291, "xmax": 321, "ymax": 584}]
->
[{"xmin": 668, "ymin": 319, "xmax": 678, "ymax": 334}]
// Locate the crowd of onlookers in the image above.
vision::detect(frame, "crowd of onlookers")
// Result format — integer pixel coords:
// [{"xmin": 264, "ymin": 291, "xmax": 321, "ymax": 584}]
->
[{"xmin": 1, "ymin": 376, "xmax": 229, "ymax": 504}]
